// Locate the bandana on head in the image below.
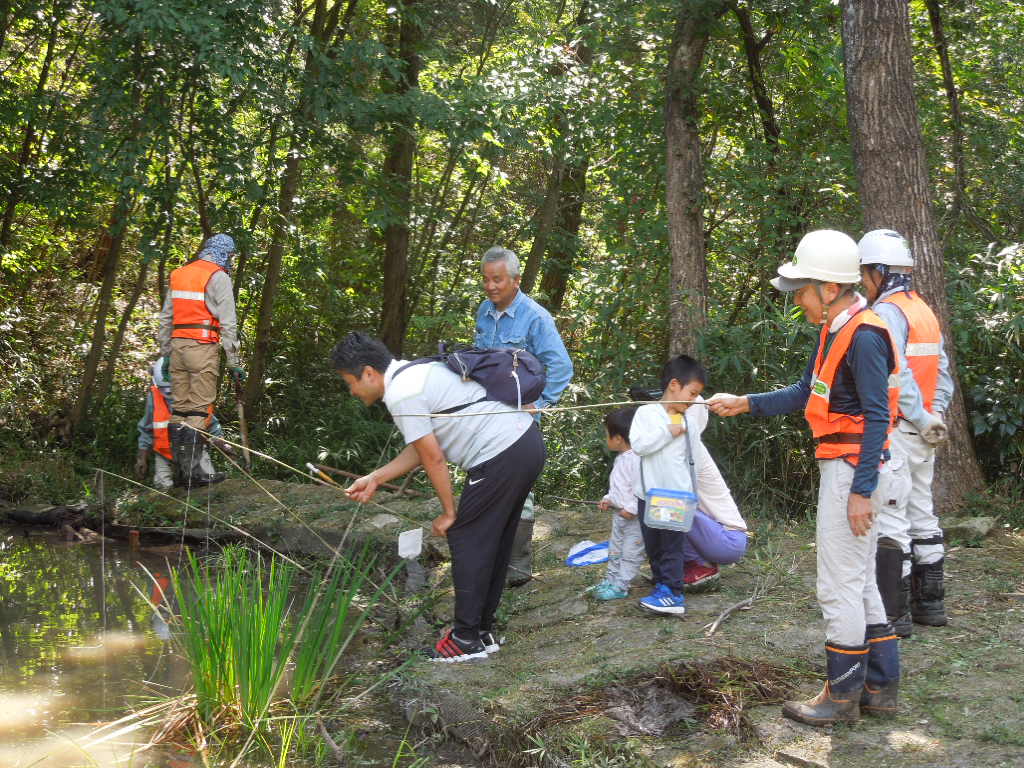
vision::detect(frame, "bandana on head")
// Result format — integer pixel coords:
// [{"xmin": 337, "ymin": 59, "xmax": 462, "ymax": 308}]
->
[{"xmin": 198, "ymin": 233, "xmax": 235, "ymax": 269}]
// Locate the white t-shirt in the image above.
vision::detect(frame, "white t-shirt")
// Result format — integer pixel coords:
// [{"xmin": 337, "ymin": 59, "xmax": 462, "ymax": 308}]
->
[{"xmin": 383, "ymin": 359, "xmax": 533, "ymax": 470}]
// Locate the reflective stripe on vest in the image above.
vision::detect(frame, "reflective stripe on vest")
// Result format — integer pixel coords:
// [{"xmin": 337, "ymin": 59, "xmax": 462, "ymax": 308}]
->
[
  {"xmin": 804, "ymin": 308, "xmax": 901, "ymax": 465},
  {"xmin": 151, "ymin": 386, "xmax": 173, "ymax": 461},
  {"xmin": 170, "ymin": 259, "xmax": 224, "ymax": 343},
  {"xmin": 880, "ymin": 291, "xmax": 942, "ymax": 414}
]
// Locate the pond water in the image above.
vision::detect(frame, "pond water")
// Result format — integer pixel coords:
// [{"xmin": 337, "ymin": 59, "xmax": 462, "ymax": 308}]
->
[{"xmin": 0, "ymin": 525, "xmax": 192, "ymax": 767}]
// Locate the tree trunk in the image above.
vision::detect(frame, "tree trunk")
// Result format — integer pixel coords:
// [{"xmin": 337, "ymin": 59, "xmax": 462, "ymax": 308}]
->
[
  {"xmin": 0, "ymin": 7, "xmax": 60, "ymax": 250},
  {"xmin": 243, "ymin": 0, "xmax": 353, "ymax": 408},
  {"xmin": 68, "ymin": 197, "xmax": 131, "ymax": 431},
  {"xmin": 538, "ymin": 154, "xmax": 588, "ymax": 313},
  {"xmin": 520, "ymin": 156, "xmax": 564, "ymax": 295},
  {"xmin": 378, "ymin": 0, "xmax": 422, "ymax": 355},
  {"xmin": 94, "ymin": 258, "xmax": 150, "ymax": 405},
  {"xmin": 841, "ymin": 0, "xmax": 984, "ymax": 511},
  {"xmin": 665, "ymin": 2, "xmax": 725, "ymax": 356},
  {"xmin": 243, "ymin": 144, "xmax": 301, "ymax": 410}
]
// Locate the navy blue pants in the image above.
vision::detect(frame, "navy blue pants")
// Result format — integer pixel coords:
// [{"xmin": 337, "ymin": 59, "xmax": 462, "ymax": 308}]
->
[
  {"xmin": 446, "ymin": 424, "xmax": 545, "ymax": 637},
  {"xmin": 637, "ymin": 497, "xmax": 687, "ymax": 594}
]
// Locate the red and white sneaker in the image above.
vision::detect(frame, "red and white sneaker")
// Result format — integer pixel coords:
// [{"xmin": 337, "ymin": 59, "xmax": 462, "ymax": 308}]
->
[
  {"xmin": 683, "ymin": 561, "xmax": 720, "ymax": 589},
  {"xmin": 480, "ymin": 630, "xmax": 502, "ymax": 654},
  {"xmin": 427, "ymin": 629, "xmax": 489, "ymax": 663}
]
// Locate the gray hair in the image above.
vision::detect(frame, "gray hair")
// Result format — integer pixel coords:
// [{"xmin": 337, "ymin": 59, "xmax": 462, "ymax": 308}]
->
[{"xmin": 481, "ymin": 246, "xmax": 521, "ymax": 277}]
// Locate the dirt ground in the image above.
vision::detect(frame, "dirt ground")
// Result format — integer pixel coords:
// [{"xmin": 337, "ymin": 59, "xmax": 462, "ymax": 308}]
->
[{"xmin": 81, "ymin": 478, "xmax": 1024, "ymax": 767}]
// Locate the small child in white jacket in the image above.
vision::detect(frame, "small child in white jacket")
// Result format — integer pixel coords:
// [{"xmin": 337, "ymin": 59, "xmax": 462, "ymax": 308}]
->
[{"xmin": 593, "ymin": 408, "xmax": 644, "ymax": 600}]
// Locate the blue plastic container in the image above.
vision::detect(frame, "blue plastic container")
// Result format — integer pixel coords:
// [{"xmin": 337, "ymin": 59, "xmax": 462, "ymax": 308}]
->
[{"xmin": 643, "ymin": 487, "xmax": 698, "ymax": 532}]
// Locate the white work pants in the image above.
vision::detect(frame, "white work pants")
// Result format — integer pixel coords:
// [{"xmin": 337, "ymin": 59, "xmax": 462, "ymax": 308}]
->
[
  {"xmin": 816, "ymin": 459, "xmax": 889, "ymax": 646},
  {"xmin": 875, "ymin": 422, "xmax": 944, "ymax": 569},
  {"xmin": 605, "ymin": 513, "xmax": 645, "ymax": 590}
]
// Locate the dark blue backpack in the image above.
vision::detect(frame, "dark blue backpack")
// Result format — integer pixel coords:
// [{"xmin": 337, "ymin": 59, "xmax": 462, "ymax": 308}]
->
[{"xmin": 393, "ymin": 346, "xmax": 546, "ymax": 412}]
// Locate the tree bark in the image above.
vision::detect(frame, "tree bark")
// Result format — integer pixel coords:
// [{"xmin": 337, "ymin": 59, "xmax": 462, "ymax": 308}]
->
[
  {"xmin": 538, "ymin": 154, "xmax": 588, "ymax": 313},
  {"xmin": 94, "ymin": 258, "xmax": 149, "ymax": 406},
  {"xmin": 665, "ymin": 1, "xmax": 725, "ymax": 356},
  {"xmin": 378, "ymin": 0, "xmax": 422, "ymax": 355},
  {"xmin": 68, "ymin": 197, "xmax": 131, "ymax": 431},
  {"xmin": 0, "ymin": 6, "xmax": 60, "ymax": 250},
  {"xmin": 243, "ymin": 0, "xmax": 353, "ymax": 408},
  {"xmin": 244, "ymin": 144, "xmax": 300, "ymax": 410},
  {"xmin": 520, "ymin": 156, "xmax": 564, "ymax": 295},
  {"xmin": 841, "ymin": 0, "xmax": 984, "ymax": 511}
]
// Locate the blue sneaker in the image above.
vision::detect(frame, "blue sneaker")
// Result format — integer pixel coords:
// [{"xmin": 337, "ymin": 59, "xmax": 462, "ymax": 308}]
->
[
  {"xmin": 639, "ymin": 583, "xmax": 686, "ymax": 615},
  {"xmin": 594, "ymin": 582, "xmax": 629, "ymax": 600}
]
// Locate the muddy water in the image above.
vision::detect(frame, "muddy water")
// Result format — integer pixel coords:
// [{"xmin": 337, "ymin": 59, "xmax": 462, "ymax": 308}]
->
[{"xmin": 0, "ymin": 526, "xmax": 189, "ymax": 767}]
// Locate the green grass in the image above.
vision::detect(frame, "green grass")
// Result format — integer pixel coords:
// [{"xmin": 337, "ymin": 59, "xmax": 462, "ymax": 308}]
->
[{"xmin": 169, "ymin": 544, "xmax": 402, "ymax": 759}]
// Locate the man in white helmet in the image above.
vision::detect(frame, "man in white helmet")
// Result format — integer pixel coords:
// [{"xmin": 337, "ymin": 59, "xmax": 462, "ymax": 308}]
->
[
  {"xmin": 135, "ymin": 357, "xmax": 226, "ymax": 489},
  {"xmin": 859, "ymin": 229, "xmax": 953, "ymax": 633},
  {"xmin": 709, "ymin": 230, "xmax": 902, "ymax": 727}
]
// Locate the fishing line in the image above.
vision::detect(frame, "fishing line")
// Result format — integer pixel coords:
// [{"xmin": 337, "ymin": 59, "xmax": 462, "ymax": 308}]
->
[
  {"xmin": 393, "ymin": 398, "xmax": 711, "ymax": 419},
  {"xmin": 93, "ymin": 469, "xmax": 306, "ymax": 570}
]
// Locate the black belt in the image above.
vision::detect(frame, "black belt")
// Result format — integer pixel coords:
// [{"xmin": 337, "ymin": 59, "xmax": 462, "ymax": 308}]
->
[
  {"xmin": 173, "ymin": 323, "xmax": 220, "ymax": 331},
  {"xmin": 816, "ymin": 432, "xmax": 863, "ymax": 445},
  {"xmin": 172, "ymin": 409, "xmax": 211, "ymax": 418}
]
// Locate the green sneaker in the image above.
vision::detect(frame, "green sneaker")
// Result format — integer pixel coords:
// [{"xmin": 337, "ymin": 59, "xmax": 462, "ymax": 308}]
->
[{"xmin": 594, "ymin": 582, "xmax": 629, "ymax": 600}]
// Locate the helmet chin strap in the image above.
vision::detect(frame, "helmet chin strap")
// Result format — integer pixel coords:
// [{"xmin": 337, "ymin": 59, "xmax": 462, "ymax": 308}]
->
[{"xmin": 815, "ymin": 282, "xmax": 853, "ymax": 326}]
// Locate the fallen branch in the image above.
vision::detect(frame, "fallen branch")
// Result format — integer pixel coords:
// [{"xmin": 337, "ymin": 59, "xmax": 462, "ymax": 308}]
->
[
  {"xmin": 704, "ymin": 596, "xmax": 756, "ymax": 637},
  {"xmin": 318, "ymin": 716, "xmax": 348, "ymax": 766}
]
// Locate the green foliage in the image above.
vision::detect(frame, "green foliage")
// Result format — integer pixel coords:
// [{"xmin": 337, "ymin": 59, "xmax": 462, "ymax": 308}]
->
[{"xmin": 0, "ymin": 0, "xmax": 1021, "ymax": 510}]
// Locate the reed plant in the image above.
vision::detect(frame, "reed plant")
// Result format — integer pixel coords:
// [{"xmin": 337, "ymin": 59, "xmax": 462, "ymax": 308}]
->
[{"xmin": 169, "ymin": 543, "xmax": 399, "ymax": 758}]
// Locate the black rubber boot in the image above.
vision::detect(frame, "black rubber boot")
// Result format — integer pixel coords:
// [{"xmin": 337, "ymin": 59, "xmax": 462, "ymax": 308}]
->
[
  {"xmin": 860, "ymin": 623, "xmax": 900, "ymax": 716},
  {"xmin": 876, "ymin": 537, "xmax": 913, "ymax": 638},
  {"xmin": 911, "ymin": 558, "xmax": 948, "ymax": 626},
  {"xmin": 171, "ymin": 424, "xmax": 225, "ymax": 489},
  {"xmin": 782, "ymin": 642, "xmax": 867, "ymax": 727},
  {"xmin": 507, "ymin": 518, "xmax": 534, "ymax": 587}
]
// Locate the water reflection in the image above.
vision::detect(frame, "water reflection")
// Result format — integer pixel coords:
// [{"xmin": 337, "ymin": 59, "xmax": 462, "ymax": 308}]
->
[{"xmin": 0, "ymin": 526, "xmax": 189, "ymax": 766}]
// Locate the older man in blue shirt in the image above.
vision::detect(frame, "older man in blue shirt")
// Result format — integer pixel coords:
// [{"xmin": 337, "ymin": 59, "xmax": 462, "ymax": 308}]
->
[{"xmin": 475, "ymin": 246, "xmax": 574, "ymax": 585}]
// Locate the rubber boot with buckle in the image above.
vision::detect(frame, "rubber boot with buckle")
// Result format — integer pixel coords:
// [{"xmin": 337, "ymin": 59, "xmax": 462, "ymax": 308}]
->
[
  {"xmin": 783, "ymin": 642, "xmax": 868, "ymax": 727},
  {"xmin": 171, "ymin": 424, "xmax": 225, "ymax": 489},
  {"xmin": 911, "ymin": 558, "xmax": 948, "ymax": 626},
  {"xmin": 861, "ymin": 623, "xmax": 900, "ymax": 716},
  {"xmin": 876, "ymin": 537, "xmax": 913, "ymax": 638}
]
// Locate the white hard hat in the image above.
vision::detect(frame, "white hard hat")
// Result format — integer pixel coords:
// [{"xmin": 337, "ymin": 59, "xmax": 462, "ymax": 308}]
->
[
  {"xmin": 858, "ymin": 229, "xmax": 914, "ymax": 267},
  {"xmin": 151, "ymin": 357, "xmax": 170, "ymax": 391},
  {"xmin": 770, "ymin": 229, "xmax": 861, "ymax": 291}
]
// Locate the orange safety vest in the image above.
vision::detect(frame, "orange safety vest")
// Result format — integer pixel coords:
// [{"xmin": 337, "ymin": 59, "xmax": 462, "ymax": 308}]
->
[
  {"xmin": 170, "ymin": 259, "xmax": 224, "ymax": 343},
  {"xmin": 879, "ymin": 290, "xmax": 941, "ymax": 415},
  {"xmin": 151, "ymin": 386, "xmax": 173, "ymax": 461},
  {"xmin": 804, "ymin": 307, "xmax": 900, "ymax": 465}
]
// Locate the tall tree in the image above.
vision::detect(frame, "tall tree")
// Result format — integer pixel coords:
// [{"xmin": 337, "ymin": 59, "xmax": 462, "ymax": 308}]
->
[
  {"xmin": 378, "ymin": 0, "xmax": 422, "ymax": 355},
  {"xmin": 665, "ymin": 0, "xmax": 727, "ymax": 356},
  {"xmin": 244, "ymin": 0, "xmax": 360, "ymax": 407},
  {"xmin": 841, "ymin": 0, "xmax": 984, "ymax": 510}
]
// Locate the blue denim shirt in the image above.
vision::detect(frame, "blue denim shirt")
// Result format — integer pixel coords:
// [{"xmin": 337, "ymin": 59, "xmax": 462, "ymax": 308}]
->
[{"xmin": 474, "ymin": 290, "xmax": 574, "ymax": 410}]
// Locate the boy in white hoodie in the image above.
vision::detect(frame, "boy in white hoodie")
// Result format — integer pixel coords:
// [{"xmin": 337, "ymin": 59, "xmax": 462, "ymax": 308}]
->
[{"xmin": 629, "ymin": 355, "xmax": 706, "ymax": 615}]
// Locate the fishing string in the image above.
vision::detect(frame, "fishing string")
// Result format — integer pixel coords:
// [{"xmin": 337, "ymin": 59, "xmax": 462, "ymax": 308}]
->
[
  {"xmin": 392, "ymin": 398, "xmax": 711, "ymax": 419},
  {"xmin": 94, "ymin": 469, "xmax": 306, "ymax": 570}
]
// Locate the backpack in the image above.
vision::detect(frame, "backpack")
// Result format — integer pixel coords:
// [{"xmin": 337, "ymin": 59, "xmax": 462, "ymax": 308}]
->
[{"xmin": 393, "ymin": 346, "xmax": 546, "ymax": 413}]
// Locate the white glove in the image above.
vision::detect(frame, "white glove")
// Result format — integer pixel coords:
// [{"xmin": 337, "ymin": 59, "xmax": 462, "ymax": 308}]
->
[{"xmin": 918, "ymin": 413, "xmax": 948, "ymax": 445}]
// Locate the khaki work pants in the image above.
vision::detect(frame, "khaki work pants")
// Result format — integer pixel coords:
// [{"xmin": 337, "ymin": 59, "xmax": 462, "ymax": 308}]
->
[
  {"xmin": 816, "ymin": 458, "xmax": 889, "ymax": 646},
  {"xmin": 169, "ymin": 338, "xmax": 220, "ymax": 428}
]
